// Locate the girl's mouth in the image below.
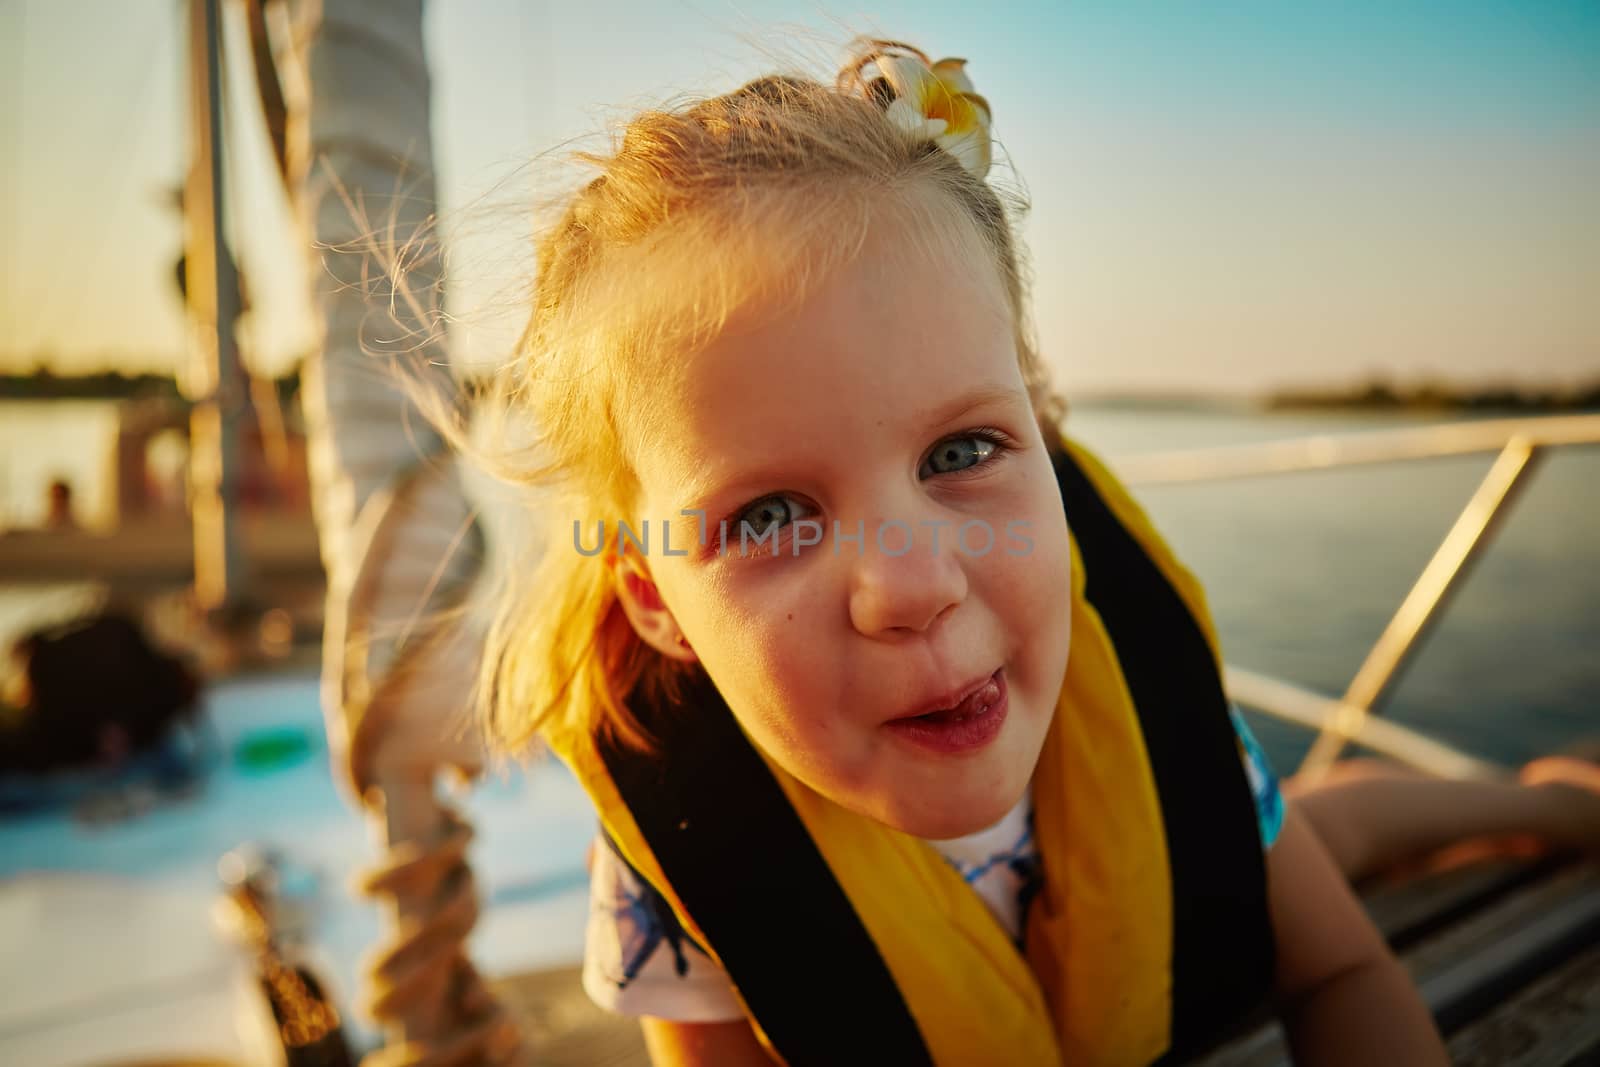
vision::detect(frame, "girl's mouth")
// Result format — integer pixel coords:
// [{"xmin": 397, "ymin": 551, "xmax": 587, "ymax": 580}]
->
[{"xmin": 883, "ymin": 668, "xmax": 1007, "ymax": 756}]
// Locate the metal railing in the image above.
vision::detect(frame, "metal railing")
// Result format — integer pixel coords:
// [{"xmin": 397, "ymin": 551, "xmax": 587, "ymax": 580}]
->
[{"xmin": 1116, "ymin": 412, "xmax": 1600, "ymax": 784}]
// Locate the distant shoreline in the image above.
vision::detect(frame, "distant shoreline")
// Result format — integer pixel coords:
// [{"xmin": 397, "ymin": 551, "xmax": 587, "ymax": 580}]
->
[
  {"xmin": 0, "ymin": 370, "xmax": 298, "ymax": 404},
  {"xmin": 1260, "ymin": 379, "xmax": 1600, "ymax": 414},
  {"xmin": 4, "ymin": 369, "xmax": 1597, "ymax": 414},
  {"xmin": 1077, "ymin": 378, "xmax": 1600, "ymax": 415}
]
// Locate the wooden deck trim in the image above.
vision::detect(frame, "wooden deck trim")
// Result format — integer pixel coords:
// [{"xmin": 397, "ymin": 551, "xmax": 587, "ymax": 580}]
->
[
  {"xmin": 1197, "ymin": 859, "xmax": 1600, "ymax": 1066},
  {"xmin": 1366, "ymin": 856, "xmax": 1570, "ymax": 951},
  {"xmin": 1447, "ymin": 946, "xmax": 1600, "ymax": 1066},
  {"xmin": 1415, "ymin": 865, "xmax": 1600, "ymax": 1036}
]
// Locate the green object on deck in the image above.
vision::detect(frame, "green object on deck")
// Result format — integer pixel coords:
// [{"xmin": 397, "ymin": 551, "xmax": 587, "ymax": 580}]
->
[{"xmin": 234, "ymin": 727, "xmax": 315, "ymax": 773}]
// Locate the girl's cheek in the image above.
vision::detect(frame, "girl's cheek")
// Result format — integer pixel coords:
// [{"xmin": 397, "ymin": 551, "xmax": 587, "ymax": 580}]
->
[{"xmin": 1006, "ymin": 507, "xmax": 1071, "ymax": 615}]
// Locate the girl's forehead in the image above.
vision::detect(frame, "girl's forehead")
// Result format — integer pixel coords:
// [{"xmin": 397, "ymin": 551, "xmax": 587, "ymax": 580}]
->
[{"xmin": 633, "ymin": 224, "xmax": 1025, "ymax": 511}]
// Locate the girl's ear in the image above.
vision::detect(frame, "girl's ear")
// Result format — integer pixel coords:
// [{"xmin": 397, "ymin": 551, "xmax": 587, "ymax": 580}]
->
[{"xmin": 609, "ymin": 553, "xmax": 698, "ymax": 664}]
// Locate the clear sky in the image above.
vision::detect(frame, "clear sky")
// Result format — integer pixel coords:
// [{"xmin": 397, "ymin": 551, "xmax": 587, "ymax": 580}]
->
[{"xmin": 3, "ymin": 0, "xmax": 1597, "ymax": 394}]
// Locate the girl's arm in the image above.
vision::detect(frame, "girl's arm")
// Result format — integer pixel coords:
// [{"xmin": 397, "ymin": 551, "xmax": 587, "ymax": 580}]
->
[
  {"xmin": 1287, "ymin": 758, "xmax": 1600, "ymax": 883},
  {"xmin": 639, "ymin": 1018, "xmax": 776, "ymax": 1066},
  {"xmin": 1266, "ymin": 801, "xmax": 1448, "ymax": 1065}
]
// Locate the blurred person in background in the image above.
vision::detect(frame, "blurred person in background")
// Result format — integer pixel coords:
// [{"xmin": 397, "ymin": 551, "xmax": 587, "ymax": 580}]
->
[{"xmin": 0, "ymin": 610, "xmax": 215, "ymax": 817}]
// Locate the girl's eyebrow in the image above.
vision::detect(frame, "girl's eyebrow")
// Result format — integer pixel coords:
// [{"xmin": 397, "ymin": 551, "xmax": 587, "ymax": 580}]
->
[
  {"xmin": 914, "ymin": 383, "xmax": 1026, "ymax": 431},
  {"xmin": 681, "ymin": 461, "xmax": 797, "ymax": 520}
]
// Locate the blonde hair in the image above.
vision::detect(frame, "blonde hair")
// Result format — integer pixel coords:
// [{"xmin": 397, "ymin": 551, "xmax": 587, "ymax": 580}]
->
[{"xmin": 467, "ymin": 41, "xmax": 1065, "ymax": 756}]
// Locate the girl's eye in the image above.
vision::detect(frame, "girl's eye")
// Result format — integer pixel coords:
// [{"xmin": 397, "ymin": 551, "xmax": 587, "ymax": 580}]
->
[
  {"xmin": 920, "ymin": 430, "xmax": 1005, "ymax": 478},
  {"xmin": 726, "ymin": 494, "xmax": 814, "ymax": 557},
  {"xmin": 737, "ymin": 495, "xmax": 798, "ymax": 538}
]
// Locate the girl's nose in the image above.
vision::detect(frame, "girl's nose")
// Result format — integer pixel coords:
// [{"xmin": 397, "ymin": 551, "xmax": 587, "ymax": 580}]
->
[{"xmin": 847, "ymin": 519, "xmax": 970, "ymax": 638}]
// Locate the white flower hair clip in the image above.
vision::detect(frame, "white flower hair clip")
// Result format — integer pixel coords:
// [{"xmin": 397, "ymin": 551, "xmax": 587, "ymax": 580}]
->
[{"xmin": 843, "ymin": 40, "xmax": 993, "ymax": 180}]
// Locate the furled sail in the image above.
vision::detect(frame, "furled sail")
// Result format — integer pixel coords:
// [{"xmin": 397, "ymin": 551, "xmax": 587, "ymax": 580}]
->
[{"xmin": 275, "ymin": 1, "xmax": 520, "ymax": 1062}]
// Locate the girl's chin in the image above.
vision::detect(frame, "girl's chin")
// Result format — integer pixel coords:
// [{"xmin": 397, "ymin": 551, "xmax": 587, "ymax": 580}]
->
[
  {"xmin": 905, "ymin": 800, "xmax": 1019, "ymax": 841},
  {"xmin": 865, "ymin": 781, "xmax": 1026, "ymax": 841}
]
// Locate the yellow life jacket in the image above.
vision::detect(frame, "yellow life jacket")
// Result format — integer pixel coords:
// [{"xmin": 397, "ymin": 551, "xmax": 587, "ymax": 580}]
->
[{"xmin": 543, "ymin": 432, "xmax": 1274, "ymax": 1065}]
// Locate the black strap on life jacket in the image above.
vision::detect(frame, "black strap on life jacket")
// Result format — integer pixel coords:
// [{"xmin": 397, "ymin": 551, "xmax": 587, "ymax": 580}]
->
[
  {"xmin": 1049, "ymin": 441, "xmax": 1276, "ymax": 1061},
  {"xmin": 598, "ymin": 441, "xmax": 1273, "ymax": 1065}
]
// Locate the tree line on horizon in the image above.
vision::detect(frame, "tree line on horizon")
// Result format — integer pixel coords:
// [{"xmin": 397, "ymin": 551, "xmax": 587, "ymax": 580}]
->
[
  {"xmin": 1265, "ymin": 376, "xmax": 1600, "ymax": 412},
  {"xmin": 0, "ymin": 364, "xmax": 301, "ymax": 405},
  {"xmin": 3, "ymin": 362, "xmax": 1596, "ymax": 413}
]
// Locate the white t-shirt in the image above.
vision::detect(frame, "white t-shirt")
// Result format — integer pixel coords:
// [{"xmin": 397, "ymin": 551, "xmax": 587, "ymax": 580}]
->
[{"xmin": 580, "ymin": 707, "xmax": 1284, "ymax": 1022}]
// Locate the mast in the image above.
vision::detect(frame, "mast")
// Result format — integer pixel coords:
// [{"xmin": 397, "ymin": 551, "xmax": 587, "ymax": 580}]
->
[{"xmin": 184, "ymin": 0, "xmax": 248, "ymax": 612}]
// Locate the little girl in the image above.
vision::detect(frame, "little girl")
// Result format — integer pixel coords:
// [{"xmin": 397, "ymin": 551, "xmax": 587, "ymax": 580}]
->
[{"xmin": 466, "ymin": 39, "xmax": 1455, "ymax": 1065}]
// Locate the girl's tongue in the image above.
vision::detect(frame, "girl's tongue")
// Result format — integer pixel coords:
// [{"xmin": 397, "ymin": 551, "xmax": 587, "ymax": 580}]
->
[{"xmin": 917, "ymin": 675, "xmax": 1002, "ymax": 722}]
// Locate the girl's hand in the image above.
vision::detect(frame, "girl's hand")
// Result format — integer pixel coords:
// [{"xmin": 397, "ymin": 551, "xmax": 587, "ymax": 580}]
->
[{"xmin": 1266, "ymin": 802, "xmax": 1448, "ymax": 1065}]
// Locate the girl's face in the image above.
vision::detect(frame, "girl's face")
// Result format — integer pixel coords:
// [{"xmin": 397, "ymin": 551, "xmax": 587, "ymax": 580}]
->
[{"xmin": 620, "ymin": 211, "xmax": 1072, "ymax": 840}]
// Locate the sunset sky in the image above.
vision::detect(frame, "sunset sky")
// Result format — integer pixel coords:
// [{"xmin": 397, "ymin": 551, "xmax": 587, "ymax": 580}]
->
[{"xmin": 2, "ymin": 0, "xmax": 1597, "ymax": 394}]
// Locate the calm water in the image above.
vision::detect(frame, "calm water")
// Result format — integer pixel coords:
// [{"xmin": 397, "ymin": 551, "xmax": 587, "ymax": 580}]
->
[{"xmin": 2, "ymin": 400, "xmax": 1597, "ymax": 769}]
